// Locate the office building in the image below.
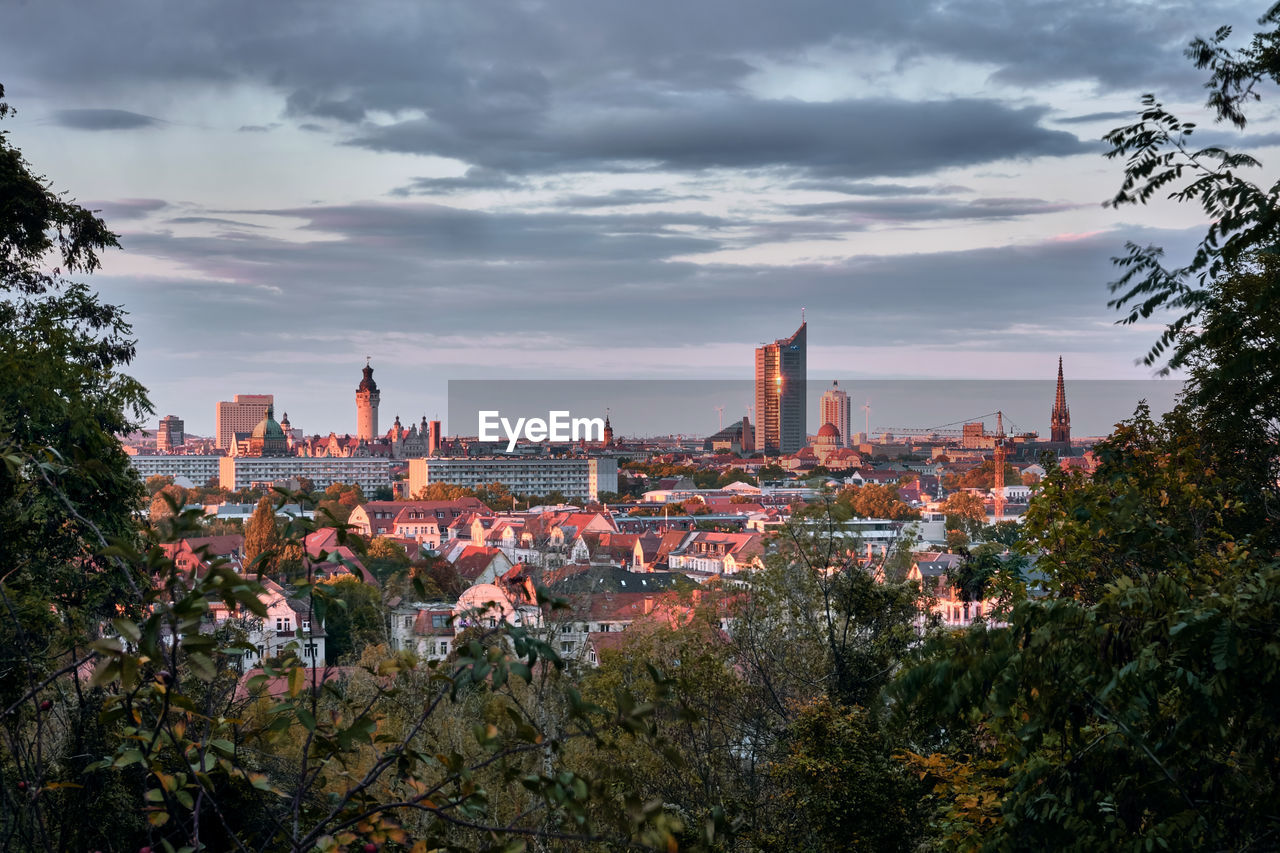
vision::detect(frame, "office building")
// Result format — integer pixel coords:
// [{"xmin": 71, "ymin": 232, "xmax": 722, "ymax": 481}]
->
[
  {"xmin": 754, "ymin": 321, "xmax": 806, "ymax": 455},
  {"xmin": 156, "ymin": 415, "xmax": 185, "ymax": 452},
  {"xmin": 818, "ymin": 381, "xmax": 851, "ymax": 448},
  {"xmin": 215, "ymin": 394, "xmax": 273, "ymax": 450}
]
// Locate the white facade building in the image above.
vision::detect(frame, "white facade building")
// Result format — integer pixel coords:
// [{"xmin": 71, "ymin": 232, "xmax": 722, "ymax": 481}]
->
[
  {"xmin": 130, "ymin": 454, "xmax": 222, "ymax": 485},
  {"xmin": 218, "ymin": 455, "xmax": 392, "ymax": 493},
  {"xmin": 408, "ymin": 456, "xmax": 618, "ymax": 500}
]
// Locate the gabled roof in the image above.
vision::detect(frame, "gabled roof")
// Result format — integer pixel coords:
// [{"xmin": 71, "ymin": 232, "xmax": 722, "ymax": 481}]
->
[{"xmin": 452, "ymin": 545, "xmax": 508, "ymax": 581}]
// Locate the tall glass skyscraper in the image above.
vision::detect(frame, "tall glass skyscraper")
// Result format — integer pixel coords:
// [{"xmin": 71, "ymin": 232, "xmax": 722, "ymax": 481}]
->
[{"xmin": 754, "ymin": 322, "xmax": 806, "ymax": 455}]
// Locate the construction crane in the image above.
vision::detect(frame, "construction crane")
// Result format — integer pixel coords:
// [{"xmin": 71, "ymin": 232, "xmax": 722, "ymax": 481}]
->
[{"xmin": 993, "ymin": 410, "xmax": 1007, "ymax": 520}]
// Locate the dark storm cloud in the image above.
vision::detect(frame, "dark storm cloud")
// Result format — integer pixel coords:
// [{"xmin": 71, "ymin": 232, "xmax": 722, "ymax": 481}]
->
[
  {"xmin": 783, "ymin": 196, "xmax": 1084, "ymax": 222},
  {"xmin": 350, "ymin": 98, "xmax": 1089, "ymax": 178},
  {"xmin": 51, "ymin": 108, "xmax": 161, "ymax": 130}
]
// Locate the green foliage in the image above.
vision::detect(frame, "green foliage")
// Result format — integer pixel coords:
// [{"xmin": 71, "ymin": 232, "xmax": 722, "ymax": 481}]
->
[
  {"xmin": 1022, "ymin": 402, "xmax": 1265, "ymax": 603},
  {"xmin": 365, "ymin": 535, "xmax": 410, "ymax": 584},
  {"xmin": 1103, "ymin": 5, "xmax": 1280, "ymax": 369},
  {"xmin": 897, "ymin": 556, "xmax": 1280, "ymax": 851},
  {"xmin": 317, "ymin": 576, "xmax": 385, "ymax": 664},
  {"xmin": 243, "ymin": 495, "xmax": 284, "ymax": 576},
  {"xmin": 762, "ymin": 697, "xmax": 924, "ymax": 852}
]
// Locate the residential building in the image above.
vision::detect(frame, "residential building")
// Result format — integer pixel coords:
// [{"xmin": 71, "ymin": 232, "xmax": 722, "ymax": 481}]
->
[
  {"xmin": 215, "ymin": 394, "xmax": 274, "ymax": 451},
  {"xmin": 754, "ymin": 321, "xmax": 806, "ymax": 455},
  {"xmin": 218, "ymin": 455, "xmax": 392, "ymax": 493},
  {"xmin": 130, "ymin": 454, "xmax": 221, "ymax": 486},
  {"xmin": 407, "ymin": 456, "xmax": 618, "ymax": 501}
]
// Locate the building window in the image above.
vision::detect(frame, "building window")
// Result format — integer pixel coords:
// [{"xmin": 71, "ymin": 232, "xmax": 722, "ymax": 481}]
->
[
  {"xmin": 561, "ymin": 641, "xmax": 575, "ymax": 654},
  {"xmin": 305, "ymin": 643, "xmax": 317, "ymax": 658},
  {"xmin": 301, "ymin": 620, "xmax": 310, "ymax": 632},
  {"xmin": 404, "ymin": 616, "xmax": 413, "ymax": 629}
]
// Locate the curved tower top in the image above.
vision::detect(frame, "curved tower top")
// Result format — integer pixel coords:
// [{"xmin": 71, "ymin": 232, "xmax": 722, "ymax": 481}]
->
[{"xmin": 356, "ymin": 359, "xmax": 381, "ymax": 441}]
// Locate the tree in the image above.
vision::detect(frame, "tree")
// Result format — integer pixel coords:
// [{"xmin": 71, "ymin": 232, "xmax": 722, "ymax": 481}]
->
[
  {"xmin": 243, "ymin": 496, "xmax": 283, "ymax": 575},
  {"xmin": 1102, "ymin": 5, "xmax": 1280, "ymax": 370},
  {"xmin": 365, "ymin": 535, "xmax": 410, "ymax": 584},
  {"xmin": 840, "ymin": 483, "xmax": 919, "ymax": 520},
  {"xmin": 758, "ymin": 463, "xmax": 787, "ymax": 481},
  {"xmin": 762, "ymin": 697, "xmax": 925, "ymax": 852},
  {"xmin": 413, "ymin": 481, "xmax": 478, "ymax": 501},
  {"xmin": 941, "ymin": 491, "xmax": 987, "ymax": 537},
  {"xmin": 0, "ymin": 82, "xmax": 155, "ymax": 850},
  {"xmin": 317, "ymin": 575, "xmax": 385, "ymax": 664},
  {"xmin": 145, "ymin": 474, "xmax": 175, "ymax": 495}
]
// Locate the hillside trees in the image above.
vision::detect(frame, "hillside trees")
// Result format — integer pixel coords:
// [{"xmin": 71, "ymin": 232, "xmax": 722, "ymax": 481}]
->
[
  {"xmin": 0, "ymin": 81, "xmax": 156, "ymax": 850},
  {"xmin": 893, "ymin": 12, "xmax": 1280, "ymax": 846}
]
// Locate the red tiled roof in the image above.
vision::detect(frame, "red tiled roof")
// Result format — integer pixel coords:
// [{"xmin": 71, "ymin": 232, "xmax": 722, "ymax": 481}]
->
[{"xmin": 452, "ymin": 545, "xmax": 506, "ymax": 581}]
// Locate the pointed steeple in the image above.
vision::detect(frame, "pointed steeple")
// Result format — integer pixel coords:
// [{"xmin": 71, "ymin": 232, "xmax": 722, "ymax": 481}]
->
[{"xmin": 1050, "ymin": 356, "xmax": 1071, "ymax": 445}]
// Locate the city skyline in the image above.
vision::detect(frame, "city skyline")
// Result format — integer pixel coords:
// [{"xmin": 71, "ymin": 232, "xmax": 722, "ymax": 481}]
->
[{"xmin": 0, "ymin": 2, "xmax": 1265, "ymax": 433}]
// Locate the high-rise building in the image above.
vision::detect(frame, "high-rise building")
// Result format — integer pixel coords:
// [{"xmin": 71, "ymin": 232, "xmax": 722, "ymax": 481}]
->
[
  {"xmin": 215, "ymin": 394, "xmax": 273, "ymax": 450},
  {"xmin": 818, "ymin": 381, "xmax": 852, "ymax": 448},
  {"xmin": 157, "ymin": 415, "xmax": 185, "ymax": 452},
  {"xmin": 427, "ymin": 420, "xmax": 442, "ymax": 456},
  {"xmin": 754, "ymin": 321, "xmax": 806, "ymax": 455},
  {"xmin": 356, "ymin": 360, "xmax": 381, "ymax": 441},
  {"xmin": 1050, "ymin": 356, "xmax": 1071, "ymax": 445}
]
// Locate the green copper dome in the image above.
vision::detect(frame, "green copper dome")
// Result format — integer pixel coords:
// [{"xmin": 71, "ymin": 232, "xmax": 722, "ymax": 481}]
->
[{"xmin": 251, "ymin": 405, "xmax": 285, "ymax": 440}]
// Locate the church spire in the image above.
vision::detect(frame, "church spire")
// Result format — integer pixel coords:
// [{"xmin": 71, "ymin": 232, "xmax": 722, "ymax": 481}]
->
[{"xmin": 1050, "ymin": 356, "xmax": 1071, "ymax": 445}]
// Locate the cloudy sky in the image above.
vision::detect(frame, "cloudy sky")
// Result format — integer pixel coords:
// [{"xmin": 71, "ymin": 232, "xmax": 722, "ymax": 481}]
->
[{"xmin": 2, "ymin": 0, "xmax": 1265, "ymax": 436}]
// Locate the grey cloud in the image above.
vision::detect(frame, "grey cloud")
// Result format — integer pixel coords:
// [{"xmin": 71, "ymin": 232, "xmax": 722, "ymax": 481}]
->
[
  {"xmin": 51, "ymin": 108, "xmax": 161, "ymax": 130},
  {"xmin": 1054, "ymin": 110, "xmax": 1136, "ymax": 125},
  {"xmin": 786, "ymin": 179, "xmax": 971, "ymax": 195},
  {"xmin": 111, "ymin": 222, "xmax": 1200, "ymax": 361},
  {"xmin": 88, "ymin": 198, "xmax": 169, "ymax": 221},
  {"xmin": 166, "ymin": 216, "xmax": 265, "ymax": 228},
  {"xmin": 390, "ymin": 167, "xmax": 525, "ymax": 196},
  {"xmin": 1, "ymin": 1, "xmax": 1248, "ymax": 132},
  {"xmin": 554, "ymin": 189, "xmax": 710, "ymax": 208},
  {"xmin": 350, "ymin": 97, "xmax": 1090, "ymax": 178},
  {"xmin": 784, "ymin": 196, "xmax": 1085, "ymax": 222}
]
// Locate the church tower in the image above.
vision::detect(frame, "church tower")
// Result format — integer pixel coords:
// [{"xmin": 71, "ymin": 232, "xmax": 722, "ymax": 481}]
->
[
  {"xmin": 602, "ymin": 412, "xmax": 614, "ymax": 447},
  {"xmin": 356, "ymin": 359, "xmax": 380, "ymax": 442},
  {"xmin": 1050, "ymin": 356, "xmax": 1071, "ymax": 445}
]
